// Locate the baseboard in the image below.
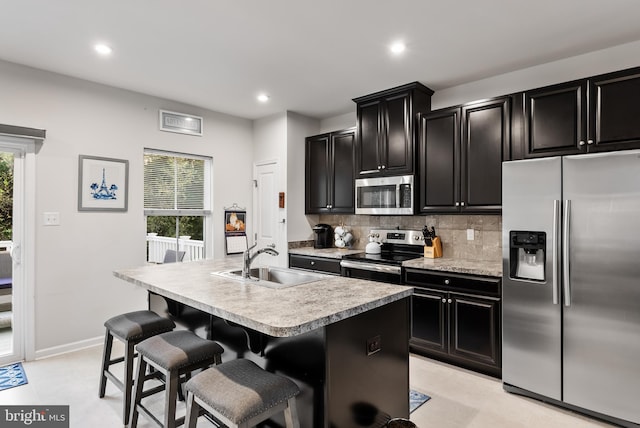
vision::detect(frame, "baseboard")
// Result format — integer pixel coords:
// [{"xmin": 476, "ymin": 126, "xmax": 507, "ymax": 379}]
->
[{"xmin": 34, "ymin": 335, "xmax": 103, "ymax": 360}]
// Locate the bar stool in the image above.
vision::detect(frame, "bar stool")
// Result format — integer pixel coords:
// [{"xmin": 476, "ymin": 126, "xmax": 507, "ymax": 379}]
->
[
  {"xmin": 183, "ymin": 358, "xmax": 301, "ymax": 428},
  {"xmin": 129, "ymin": 330, "xmax": 224, "ymax": 428},
  {"xmin": 99, "ymin": 310, "xmax": 176, "ymax": 425}
]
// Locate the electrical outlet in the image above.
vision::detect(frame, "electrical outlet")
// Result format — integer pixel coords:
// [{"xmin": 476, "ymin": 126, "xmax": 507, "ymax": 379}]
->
[
  {"xmin": 44, "ymin": 212, "xmax": 60, "ymax": 226},
  {"xmin": 366, "ymin": 335, "xmax": 381, "ymax": 356},
  {"xmin": 466, "ymin": 228, "xmax": 475, "ymax": 241}
]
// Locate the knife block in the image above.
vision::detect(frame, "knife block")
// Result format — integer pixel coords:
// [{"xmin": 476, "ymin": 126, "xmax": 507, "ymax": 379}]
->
[{"xmin": 424, "ymin": 237, "xmax": 443, "ymax": 258}]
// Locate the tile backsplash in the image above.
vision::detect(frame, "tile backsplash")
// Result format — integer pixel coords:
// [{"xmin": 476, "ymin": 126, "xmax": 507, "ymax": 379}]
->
[{"xmin": 312, "ymin": 214, "xmax": 502, "ymax": 262}]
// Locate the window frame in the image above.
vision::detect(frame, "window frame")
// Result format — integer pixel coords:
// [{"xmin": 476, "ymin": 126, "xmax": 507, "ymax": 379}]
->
[{"xmin": 143, "ymin": 148, "xmax": 213, "ymax": 261}]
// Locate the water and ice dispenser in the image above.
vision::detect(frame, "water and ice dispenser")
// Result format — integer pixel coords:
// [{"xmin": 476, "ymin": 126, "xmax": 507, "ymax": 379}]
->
[{"xmin": 509, "ymin": 231, "xmax": 546, "ymax": 281}]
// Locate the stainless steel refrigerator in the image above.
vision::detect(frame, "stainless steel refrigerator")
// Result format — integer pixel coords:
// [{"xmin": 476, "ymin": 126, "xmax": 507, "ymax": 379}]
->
[{"xmin": 502, "ymin": 150, "xmax": 640, "ymax": 427}]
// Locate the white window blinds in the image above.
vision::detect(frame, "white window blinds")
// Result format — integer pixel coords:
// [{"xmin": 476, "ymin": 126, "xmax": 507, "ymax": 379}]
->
[{"xmin": 144, "ymin": 151, "xmax": 209, "ymax": 214}]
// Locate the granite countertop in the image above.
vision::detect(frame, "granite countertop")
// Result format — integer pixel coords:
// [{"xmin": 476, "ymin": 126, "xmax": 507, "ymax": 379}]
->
[
  {"xmin": 289, "ymin": 247, "xmax": 503, "ymax": 277},
  {"xmin": 402, "ymin": 257, "xmax": 502, "ymax": 278},
  {"xmin": 114, "ymin": 259, "xmax": 412, "ymax": 338},
  {"xmin": 288, "ymin": 247, "xmax": 362, "ymax": 259}
]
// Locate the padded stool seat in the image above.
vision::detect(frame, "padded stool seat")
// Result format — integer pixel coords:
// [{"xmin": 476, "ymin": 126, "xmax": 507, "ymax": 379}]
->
[
  {"xmin": 184, "ymin": 359, "xmax": 300, "ymax": 428},
  {"xmin": 130, "ymin": 330, "xmax": 224, "ymax": 428},
  {"xmin": 99, "ymin": 310, "xmax": 175, "ymax": 425}
]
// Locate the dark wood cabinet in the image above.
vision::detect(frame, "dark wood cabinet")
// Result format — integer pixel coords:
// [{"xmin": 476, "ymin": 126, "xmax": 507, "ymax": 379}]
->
[
  {"xmin": 353, "ymin": 82, "xmax": 433, "ymax": 178},
  {"xmin": 589, "ymin": 67, "xmax": 640, "ymax": 152},
  {"xmin": 418, "ymin": 97, "xmax": 508, "ymax": 214},
  {"xmin": 305, "ymin": 128, "xmax": 355, "ymax": 214},
  {"xmin": 418, "ymin": 107, "xmax": 460, "ymax": 213},
  {"xmin": 405, "ymin": 269, "xmax": 501, "ymax": 377},
  {"xmin": 289, "ymin": 254, "xmax": 342, "ymax": 275},
  {"xmin": 516, "ymin": 66, "xmax": 640, "ymax": 159},
  {"xmin": 522, "ymin": 80, "xmax": 587, "ymax": 158}
]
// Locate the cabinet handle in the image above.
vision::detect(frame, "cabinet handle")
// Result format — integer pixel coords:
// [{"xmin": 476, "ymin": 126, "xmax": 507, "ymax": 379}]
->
[
  {"xmin": 579, "ymin": 140, "xmax": 585, "ymax": 146},
  {"xmin": 447, "ymin": 298, "xmax": 452, "ymax": 304},
  {"xmin": 381, "ymin": 165, "xmax": 386, "ymax": 169},
  {"xmin": 441, "ymin": 298, "xmax": 446, "ymax": 303},
  {"xmin": 587, "ymin": 139, "xmax": 594, "ymax": 145},
  {"xmin": 460, "ymin": 202, "xmax": 465, "ymax": 206},
  {"xmin": 310, "ymin": 261, "xmax": 315, "ymax": 266},
  {"xmin": 455, "ymin": 202, "xmax": 460, "ymax": 207},
  {"xmin": 444, "ymin": 279, "xmax": 450, "ymax": 285},
  {"xmin": 377, "ymin": 165, "xmax": 382, "ymax": 170}
]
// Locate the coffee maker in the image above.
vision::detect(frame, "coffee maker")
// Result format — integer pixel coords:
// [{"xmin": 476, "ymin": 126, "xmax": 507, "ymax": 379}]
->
[
  {"xmin": 509, "ymin": 231, "xmax": 545, "ymax": 281},
  {"xmin": 312, "ymin": 224, "xmax": 333, "ymax": 249}
]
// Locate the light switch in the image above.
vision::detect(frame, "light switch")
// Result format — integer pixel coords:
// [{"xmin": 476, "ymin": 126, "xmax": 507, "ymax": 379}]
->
[
  {"xmin": 44, "ymin": 212, "xmax": 60, "ymax": 226},
  {"xmin": 466, "ymin": 228, "xmax": 475, "ymax": 240}
]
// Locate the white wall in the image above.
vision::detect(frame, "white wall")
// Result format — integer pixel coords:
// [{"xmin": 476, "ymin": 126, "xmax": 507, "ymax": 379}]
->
[
  {"xmin": 286, "ymin": 112, "xmax": 320, "ymax": 242},
  {"xmin": 0, "ymin": 60, "xmax": 254, "ymax": 355},
  {"xmin": 320, "ymin": 112, "xmax": 355, "ymax": 134},
  {"xmin": 432, "ymin": 39, "xmax": 640, "ymax": 110}
]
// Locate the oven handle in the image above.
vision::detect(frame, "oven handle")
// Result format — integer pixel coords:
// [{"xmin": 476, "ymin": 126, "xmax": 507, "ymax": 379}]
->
[{"xmin": 340, "ymin": 260, "xmax": 402, "ymax": 275}]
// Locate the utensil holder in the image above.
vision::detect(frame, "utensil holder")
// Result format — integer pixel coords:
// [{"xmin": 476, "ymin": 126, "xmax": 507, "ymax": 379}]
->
[{"xmin": 424, "ymin": 237, "xmax": 443, "ymax": 258}]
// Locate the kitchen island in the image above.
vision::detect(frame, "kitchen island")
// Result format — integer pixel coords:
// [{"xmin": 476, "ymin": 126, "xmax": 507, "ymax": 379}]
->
[{"xmin": 114, "ymin": 259, "xmax": 413, "ymax": 428}]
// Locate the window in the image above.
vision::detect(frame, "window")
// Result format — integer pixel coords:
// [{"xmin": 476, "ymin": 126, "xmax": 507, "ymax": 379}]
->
[{"xmin": 144, "ymin": 150, "xmax": 212, "ymax": 262}]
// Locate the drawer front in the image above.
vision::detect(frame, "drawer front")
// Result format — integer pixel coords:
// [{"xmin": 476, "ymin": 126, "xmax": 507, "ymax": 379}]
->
[
  {"xmin": 289, "ymin": 254, "xmax": 342, "ymax": 275},
  {"xmin": 405, "ymin": 268, "xmax": 501, "ymax": 297}
]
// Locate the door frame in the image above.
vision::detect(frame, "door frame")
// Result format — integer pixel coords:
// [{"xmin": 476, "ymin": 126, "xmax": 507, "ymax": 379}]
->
[{"xmin": 0, "ymin": 135, "xmax": 37, "ymax": 364}]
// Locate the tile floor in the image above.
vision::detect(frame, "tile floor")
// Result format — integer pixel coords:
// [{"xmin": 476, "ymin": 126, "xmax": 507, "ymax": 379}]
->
[{"xmin": 0, "ymin": 344, "xmax": 618, "ymax": 427}]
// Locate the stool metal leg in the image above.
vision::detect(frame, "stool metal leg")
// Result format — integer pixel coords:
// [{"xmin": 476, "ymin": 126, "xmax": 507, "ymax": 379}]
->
[
  {"xmin": 98, "ymin": 330, "xmax": 113, "ymax": 398},
  {"xmin": 184, "ymin": 392, "xmax": 200, "ymax": 428},
  {"xmin": 129, "ymin": 354, "xmax": 148, "ymax": 428},
  {"xmin": 284, "ymin": 397, "xmax": 300, "ymax": 428},
  {"xmin": 164, "ymin": 370, "xmax": 180, "ymax": 428},
  {"xmin": 123, "ymin": 339, "xmax": 136, "ymax": 425}
]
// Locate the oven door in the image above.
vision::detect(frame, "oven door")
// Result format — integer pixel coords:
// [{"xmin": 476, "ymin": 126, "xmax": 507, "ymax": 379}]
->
[{"xmin": 340, "ymin": 260, "xmax": 403, "ymax": 284}]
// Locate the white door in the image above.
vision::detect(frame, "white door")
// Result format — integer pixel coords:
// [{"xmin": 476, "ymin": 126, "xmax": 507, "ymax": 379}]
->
[
  {"xmin": 253, "ymin": 160, "xmax": 286, "ymax": 267},
  {"xmin": 0, "ymin": 139, "xmax": 32, "ymax": 365}
]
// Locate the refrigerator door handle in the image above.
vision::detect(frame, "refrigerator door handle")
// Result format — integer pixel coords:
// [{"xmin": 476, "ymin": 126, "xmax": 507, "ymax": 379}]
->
[
  {"xmin": 563, "ymin": 199, "xmax": 572, "ymax": 306},
  {"xmin": 552, "ymin": 200, "xmax": 561, "ymax": 305}
]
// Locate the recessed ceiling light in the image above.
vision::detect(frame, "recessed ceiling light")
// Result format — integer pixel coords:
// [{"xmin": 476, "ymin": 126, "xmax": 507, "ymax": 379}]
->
[
  {"xmin": 257, "ymin": 94, "xmax": 270, "ymax": 103},
  {"xmin": 390, "ymin": 42, "xmax": 406, "ymax": 55},
  {"xmin": 94, "ymin": 44, "xmax": 113, "ymax": 56}
]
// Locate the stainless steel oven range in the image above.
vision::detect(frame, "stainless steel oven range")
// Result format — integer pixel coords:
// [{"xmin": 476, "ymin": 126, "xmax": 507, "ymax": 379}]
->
[{"xmin": 340, "ymin": 229, "xmax": 425, "ymax": 284}]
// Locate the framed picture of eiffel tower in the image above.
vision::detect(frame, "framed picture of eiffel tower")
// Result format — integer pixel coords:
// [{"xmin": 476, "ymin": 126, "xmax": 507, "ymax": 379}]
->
[{"xmin": 78, "ymin": 155, "xmax": 129, "ymax": 212}]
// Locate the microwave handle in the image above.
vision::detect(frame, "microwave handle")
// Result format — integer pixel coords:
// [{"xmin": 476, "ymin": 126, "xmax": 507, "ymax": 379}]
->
[{"xmin": 396, "ymin": 185, "xmax": 400, "ymax": 208}]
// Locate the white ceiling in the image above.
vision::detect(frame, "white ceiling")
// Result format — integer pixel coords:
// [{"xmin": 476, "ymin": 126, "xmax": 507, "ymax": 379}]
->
[{"xmin": 2, "ymin": 0, "xmax": 640, "ymax": 120}]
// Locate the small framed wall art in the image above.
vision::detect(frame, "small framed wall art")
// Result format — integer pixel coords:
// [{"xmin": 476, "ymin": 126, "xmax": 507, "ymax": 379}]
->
[{"xmin": 78, "ymin": 155, "xmax": 129, "ymax": 212}]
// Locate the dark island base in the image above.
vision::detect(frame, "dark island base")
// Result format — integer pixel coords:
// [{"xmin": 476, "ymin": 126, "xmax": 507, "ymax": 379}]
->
[{"xmin": 149, "ymin": 293, "xmax": 410, "ymax": 428}]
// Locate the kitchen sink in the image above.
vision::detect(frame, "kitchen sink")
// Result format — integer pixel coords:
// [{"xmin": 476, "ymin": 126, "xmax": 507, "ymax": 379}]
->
[{"xmin": 212, "ymin": 266, "xmax": 326, "ymax": 288}]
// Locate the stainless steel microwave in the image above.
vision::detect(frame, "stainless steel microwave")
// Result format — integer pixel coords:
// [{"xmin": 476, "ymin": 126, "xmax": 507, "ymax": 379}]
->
[{"xmin": 355, "ymin": 175, "xmax": 414, "ymax": 215}]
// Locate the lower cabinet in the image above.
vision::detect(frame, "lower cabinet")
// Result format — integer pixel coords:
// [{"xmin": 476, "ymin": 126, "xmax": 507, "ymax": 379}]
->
[
  {"xmin": 289, "ymin": 254, "xmax": 342, "ymax": 275},
  {"xmin": 405, "ymin": 268, "xmax": 501, "ymax": 377}
]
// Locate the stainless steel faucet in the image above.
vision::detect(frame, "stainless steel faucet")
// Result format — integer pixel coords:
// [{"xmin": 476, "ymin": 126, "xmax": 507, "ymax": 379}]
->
[{"xmin": 242, "ymin": 243, "xmax": 279, "ymax": 278}]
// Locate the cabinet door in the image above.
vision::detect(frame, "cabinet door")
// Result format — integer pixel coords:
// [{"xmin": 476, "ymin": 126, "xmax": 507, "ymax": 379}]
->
[
  {"xmin": 449, "ymin": 293, "xmax": 500, "ymax": 368},
  {"xmin": 461, "ymin": 97, "xmax": 510, "ymax": 212},
  {"xmin": 356, "ymin": 100, "xmax": 382, "ymax": 177},
  {"xmin": 410, "ymin": 289, "xmax": 448, "ymax": 355},
  {"xmin": 589, "ymin": 67, "xmax": 640, "ymax": 152},
  {"xmin": 305, "ymin": 134, "xmax": 331, "ymax": 214},
  {"xmin": 418, "ymin": 108, "xmax": 460, "ymax": 213},
  {"xmin": 330, "ymin": 129, "xmax": 355, "ymax": 213},
  {"xmin": 524, "ymin": 80, "xmax": 587, "ymax": 157},
  {"xmin": 383, "ymin": 91, "xmax": 413, "ymax": 175}
]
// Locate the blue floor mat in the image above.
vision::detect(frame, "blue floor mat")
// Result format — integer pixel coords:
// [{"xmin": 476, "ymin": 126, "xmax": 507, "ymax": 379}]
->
[{"xmin": 0, "ymin": 362, "xmax": 28, "ymax": 391}]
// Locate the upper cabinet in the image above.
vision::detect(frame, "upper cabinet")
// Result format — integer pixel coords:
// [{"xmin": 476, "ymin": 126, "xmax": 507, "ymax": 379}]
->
[
  {"xmin": 516, "ymin": 67, "xmax": 640, "ymax": 159},
  {"xmin": 419, "ymin": 97, "xmax": 510, "ymax": 214},
  {"xmin": 305, "ymin": 128, "xmax": 356, "ymax": 214},
  {"xmin": 353, "ymin": 82, "xmax": 433, "ymax": 178}
]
